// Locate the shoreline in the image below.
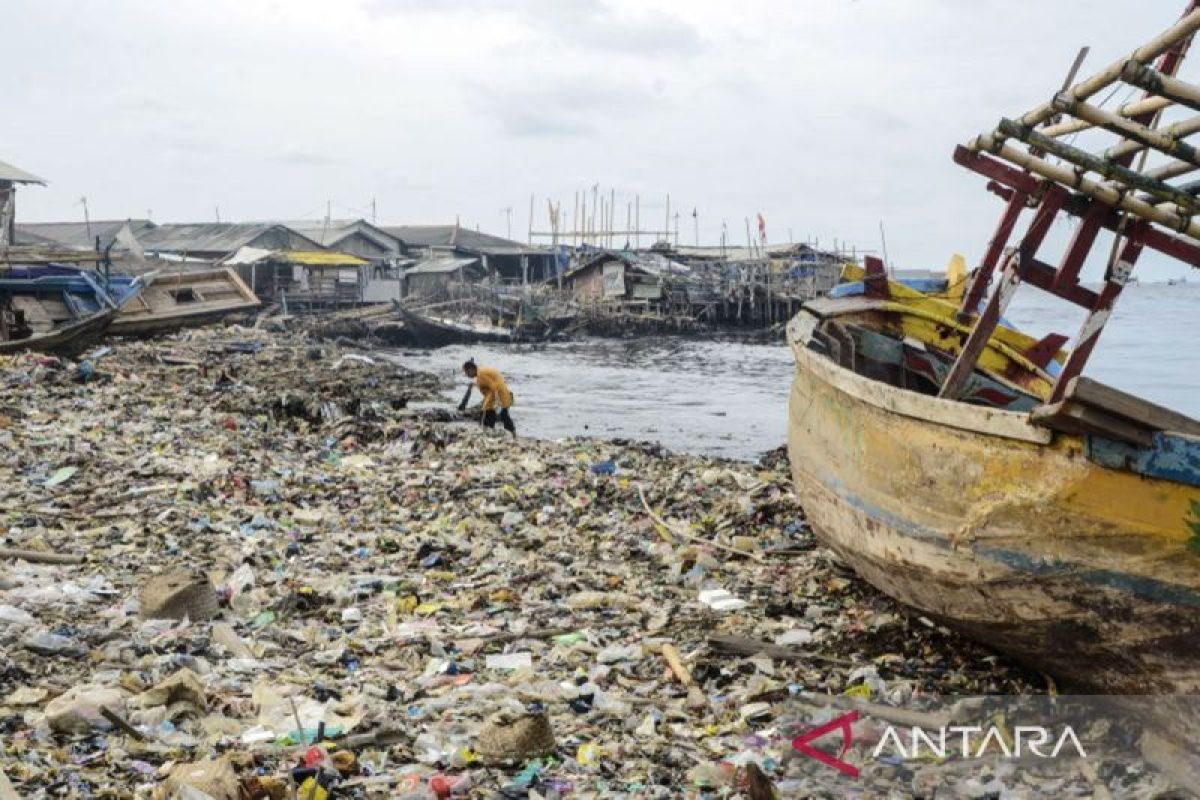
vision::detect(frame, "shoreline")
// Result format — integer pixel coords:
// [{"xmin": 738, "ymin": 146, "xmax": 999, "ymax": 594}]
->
[{"xmin": 0, "ymin": 326, "xmax": 1044, "ymax": 795}]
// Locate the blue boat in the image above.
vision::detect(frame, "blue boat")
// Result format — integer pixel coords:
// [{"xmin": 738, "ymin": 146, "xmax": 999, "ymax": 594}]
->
[{"xmin": 0, "ymin": 265, "xmax": 145, "ymax": 354}]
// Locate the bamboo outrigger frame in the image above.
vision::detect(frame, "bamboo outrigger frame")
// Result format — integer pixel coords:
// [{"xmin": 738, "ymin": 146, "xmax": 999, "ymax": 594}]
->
[{"xmin": 936, "ymin": 2, "xmax": 1200, "ymax": 403}]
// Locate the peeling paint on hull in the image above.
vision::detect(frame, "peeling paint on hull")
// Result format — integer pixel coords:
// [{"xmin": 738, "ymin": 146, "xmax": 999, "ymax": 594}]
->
[{"xmin": 788, "ymin": 330, "xmax": 1200, "ymax": 693}]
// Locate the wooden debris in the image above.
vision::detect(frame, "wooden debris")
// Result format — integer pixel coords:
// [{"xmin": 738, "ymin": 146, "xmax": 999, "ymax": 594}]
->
[
  {"xmin": 707, "ymin": 635, "xmax": 855, "ymax": 667},
  {"xmin": 660, "ymin": 642, "xmax": 707, "ymax": 709},
  {"xmin": 0, "ymin": 547, "xmax": 84, "ymax": 565},
  {"xmin": 638, "ymin": 485, "xmax": 763, "ymax": 562},
  {"xmin": 99, "ymin": 706, "xmax": 146, "ymax": 741}
]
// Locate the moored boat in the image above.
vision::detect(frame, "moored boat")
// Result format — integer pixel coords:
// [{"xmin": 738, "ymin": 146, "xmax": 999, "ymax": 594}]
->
[
  {"xmin": 109, "ymin": 267, "xmax": 259, "ymax": 337},
  {"xmin": 787, "ymin": 6, "xmax": 1200, "ymax": 695},
  {"xmin": 395, "ymin": 302, "xmax": 516, "ymax": 347},
  {"xmin": 0, "ymin": 268, "xmax": 140, "ymax": 355}
]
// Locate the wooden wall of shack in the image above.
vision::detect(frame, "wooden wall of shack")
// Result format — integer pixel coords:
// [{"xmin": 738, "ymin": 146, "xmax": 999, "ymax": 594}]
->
[{"xmin": 0, "ymin": 183, "xmax": 14, "ymax": 247}]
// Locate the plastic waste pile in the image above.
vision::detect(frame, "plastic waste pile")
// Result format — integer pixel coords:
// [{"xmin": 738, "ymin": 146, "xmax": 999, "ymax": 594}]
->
[{"xmin": 2, "ymin": 326, "xmax": 1152, "ymax": 798}]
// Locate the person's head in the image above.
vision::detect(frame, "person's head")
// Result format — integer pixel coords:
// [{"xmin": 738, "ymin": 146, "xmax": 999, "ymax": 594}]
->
[{"xmin": 462, "ymin": 358, "xmax": 478, "ymax": 378}]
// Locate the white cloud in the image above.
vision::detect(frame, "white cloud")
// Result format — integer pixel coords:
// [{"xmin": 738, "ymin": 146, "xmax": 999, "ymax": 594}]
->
[{"xmin": 0, "ymin": 0, "xmax": 1194, "ymax": 277}]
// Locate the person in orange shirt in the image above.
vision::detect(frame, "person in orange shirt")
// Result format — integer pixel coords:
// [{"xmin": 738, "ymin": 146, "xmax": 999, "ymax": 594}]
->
[{"xmin": 458, "ymin": 358, "xmax": 516, "ymax": 436}]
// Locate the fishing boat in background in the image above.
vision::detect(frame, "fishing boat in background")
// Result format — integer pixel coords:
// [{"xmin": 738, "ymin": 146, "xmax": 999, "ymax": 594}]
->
[
  {"xmin": 0, "ymin": 267, "xmax": 142, "ymax": 354},
  {"xmin": 108, "ymin": 267, "xmax": 259, "ymax": 337},
  {"xmin": 788, "ymin": 5, "xmax": 1200, "ymax": 697},
  {"xmin": 395, "ymin": 302, "xmax": 517, "ymax": 346}
]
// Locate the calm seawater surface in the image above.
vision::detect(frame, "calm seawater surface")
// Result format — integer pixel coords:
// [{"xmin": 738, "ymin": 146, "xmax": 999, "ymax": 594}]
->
[{"xmin": 387, "ymin": 283, "xmax": 1199, "ymax": 460}]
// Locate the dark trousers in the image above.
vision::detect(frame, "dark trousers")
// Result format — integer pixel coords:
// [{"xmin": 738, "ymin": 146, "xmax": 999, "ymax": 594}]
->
[{"xmin": 483, "ymin": 407, "xmax": 515, "ymax": 434}]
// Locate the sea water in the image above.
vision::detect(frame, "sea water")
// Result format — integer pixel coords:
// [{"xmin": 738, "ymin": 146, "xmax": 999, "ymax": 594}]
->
[{"xmin": 389, "ymin": 282, "xmax": 1198, "ymax": 460}]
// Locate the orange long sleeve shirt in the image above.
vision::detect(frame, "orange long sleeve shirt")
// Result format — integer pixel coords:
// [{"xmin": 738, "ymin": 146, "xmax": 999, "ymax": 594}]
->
[{"xmin": 475, "ymin": 366, "xmax": 513, "ymax": 411}]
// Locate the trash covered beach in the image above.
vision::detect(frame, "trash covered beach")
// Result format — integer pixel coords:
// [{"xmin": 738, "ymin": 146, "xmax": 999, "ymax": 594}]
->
[{"xmin": 0, "ymin": 325, "xmax": 1114, "ymax": 799}]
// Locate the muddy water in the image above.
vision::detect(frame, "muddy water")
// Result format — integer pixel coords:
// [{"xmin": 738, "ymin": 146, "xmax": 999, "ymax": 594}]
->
[
  {"xmin": 388, "ymin": 338, "xmax": 795, "ymax": 461},
  {"xmin": 384, "ymin": 283, "xmax": 1200, "ymax": 462}
]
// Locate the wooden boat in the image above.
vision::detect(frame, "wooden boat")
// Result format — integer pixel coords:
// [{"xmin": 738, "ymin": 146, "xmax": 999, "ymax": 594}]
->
[
  {"xmin": 788, "ymin": 7, "xmax": 1200, "ymax": 695},
  {"xmin": 395, "ymin": 302, "xmax": 516, "ymax": 347},
  {"xmin": 109, "ymin": 267, "xmax": 259, "ymax": 337},
  {"xmin": 789, "ymin": 272, "xmax": 1200, "ymax": 694},
  {"xmin": 0, "ymin": 270, "xmax": 134, "ymax": 355}
]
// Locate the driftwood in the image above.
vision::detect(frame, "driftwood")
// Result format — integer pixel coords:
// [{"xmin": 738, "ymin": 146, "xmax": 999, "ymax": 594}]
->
[
  {"xmin": 637, "ymin": 486, "xmax": 763, "ymax": 562},
  {"xmin": 100, "ymin": 707, "xmax": 146, "ymax": 741},
  {"xmin": 337, "ymin": 726, "xmax": 409, "ymax": 749},
  {"xmin": 707, "ymin": 635, "xmax": 855, "ymax": 667},
  {"xmin": 0, "ymin": 547, "xmax": 84, "ymax": 565},
  {"xmin": 477, "ymin": 626, "xmax": 577, "ymax": 645},
  {"xmin": 661, "ymin": 642, "xmax": 707, "ymax": 709},
  {"xmin": 744, "ymin": 763, "xmax": 776, "ymax": 800}
]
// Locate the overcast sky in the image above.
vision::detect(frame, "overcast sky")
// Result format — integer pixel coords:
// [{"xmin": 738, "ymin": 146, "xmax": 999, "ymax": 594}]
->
[{"xmin": 2, "ymin": 0, "xmax": 1195, "ymax": 277}]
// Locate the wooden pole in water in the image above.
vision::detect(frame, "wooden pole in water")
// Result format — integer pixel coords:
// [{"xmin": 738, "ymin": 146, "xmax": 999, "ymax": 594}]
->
[
  {"xmin": 665, "ymin": 195, "xmax": 671, "ymax": 244},
  {"xmin": 609, "ymin": 188, "xmax": 615, "ymax": 248},
  {"xmin": 635, "ymin": 195, "xmax": 641, "ymax": 250},
  {"xmin": 745, "ymin": 217, "xmax": 754, "ymax": 324}
]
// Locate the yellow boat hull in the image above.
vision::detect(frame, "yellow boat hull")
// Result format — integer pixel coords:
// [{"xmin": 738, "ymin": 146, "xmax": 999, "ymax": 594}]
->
[{"xmin": 787, "ymin": 316, "xmax": 1200, "ymax": 693}]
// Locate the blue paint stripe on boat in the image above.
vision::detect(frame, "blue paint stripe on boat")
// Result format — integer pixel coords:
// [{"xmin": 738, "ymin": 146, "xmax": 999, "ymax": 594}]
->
[
  {"xmin": 808, "ymin": 467, "xmax": 1200, "ymax": 610},
  {"xmin": 973, "ymin": 545, "xmax": 1200, "ymax": 609},
  {"xmin": 1085, "ymin": 433, "xmax": 1200, "ymax": 489}
]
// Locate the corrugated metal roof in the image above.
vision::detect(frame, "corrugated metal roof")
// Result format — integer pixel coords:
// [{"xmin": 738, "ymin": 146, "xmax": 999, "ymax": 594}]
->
[
  {"xmin": 0, "ymin": 158, "xmax": 45, "ymax": 184},
  {"xmin": 405, "ymin": 256, "xmax": 481, "ymax": 275},
  {"xmin": 15, "ymin": 220, "xmax": 155, "ymax": 250},
  {"xmin": 379, "ymin": 224, "xmax": 546, "ymax": 256},
  {"xmin": 140, "ymin": 223, "xmax": 322, "ymax": 254},
  {"xmin": 279, "ymin": 219, "xmax": 401, "ymax": 251}
]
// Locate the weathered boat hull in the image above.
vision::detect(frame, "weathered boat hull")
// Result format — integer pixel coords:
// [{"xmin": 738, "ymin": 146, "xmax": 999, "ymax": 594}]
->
[
  {"xmin": 395, "ymin": 304, "xmax": 515, "ymax": 347},
  {"xmin": 0, "ymin": 306, "xmax": 117, "ymax": 355},
  {"xmin": 787, "ymin": 317, "xmax": 1200, "ymax": 694},
  {"xmin": 0, "ymin": 270, "xmax": 131, "ymax": 355},
  {"xmin": 109, "ymin": 268, "xmax": 259, "ymax": 337}
]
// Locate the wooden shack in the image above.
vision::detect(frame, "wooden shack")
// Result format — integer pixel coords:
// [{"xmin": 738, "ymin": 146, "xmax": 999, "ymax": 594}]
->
[{"xmin": 0, "ymin": 158, "xmax": 45, "ymax": 247}]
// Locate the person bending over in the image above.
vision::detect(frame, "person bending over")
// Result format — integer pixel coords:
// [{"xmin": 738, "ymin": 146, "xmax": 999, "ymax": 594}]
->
[{"xmin": 458, "ymin": 358, "xmax": 516, "ymax": 437}]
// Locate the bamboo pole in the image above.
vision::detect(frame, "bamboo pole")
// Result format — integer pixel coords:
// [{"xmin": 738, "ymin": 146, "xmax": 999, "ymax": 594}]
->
[
  {"xmin": 970, "ymin": 133, "xmax": 1200, "ymax": 237},
  {"xmin": 996, "ymin": 117, "xmax": 1200, "ymax": 212},
  {"xmin": 1017, "ymin": 8, "xmax": 1200, "ymax": 128},
  {"xmin": 1143, "ymin": 158, "xmax": 1200, "ymax": 182},
  {"xmin": 609, "ymin": 188, "xmax": 615, "ymax": 248},
  {"xmin": 664, "ymin": 194, "xmax": 671, "ymax": 244},
  {"xmin": 1050, "ymin": 97, "xmax": 1200, "ymax": 167},
  {"xmin": 1041, "ymin": 96, "xmax": 1173, "ymax": 138},
  {"xmin": 635, "ymin": 195, "xmax": 640, "ymax": 249},
  {"xmin": 1105, "ymin": 113, "xmax": 1200, "ymax": 161},
  {"xmin": 1122, "ymin": 61, "xmax": 1200, "ymax": 113}
]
